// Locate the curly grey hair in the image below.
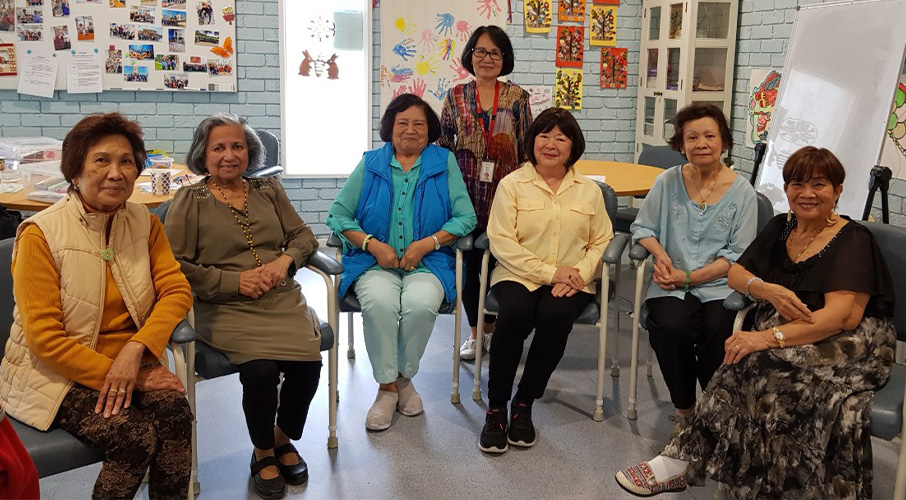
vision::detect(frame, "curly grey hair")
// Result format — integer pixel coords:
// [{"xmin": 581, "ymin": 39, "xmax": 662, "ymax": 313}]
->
[{"xmin": 185, "ymin": 113, "xmax": 265, "ymax": 175}]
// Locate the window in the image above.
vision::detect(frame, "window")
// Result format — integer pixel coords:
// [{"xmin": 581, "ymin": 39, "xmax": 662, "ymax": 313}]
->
[{"xmin": 280, "ymin": 0, "xmax": 371, "ymax": 177}]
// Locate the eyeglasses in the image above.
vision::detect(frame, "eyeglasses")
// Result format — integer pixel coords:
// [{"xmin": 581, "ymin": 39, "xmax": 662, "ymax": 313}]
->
[{"xmin": 472, "ymin": 48, "xmax": 503, "ymax": 61}]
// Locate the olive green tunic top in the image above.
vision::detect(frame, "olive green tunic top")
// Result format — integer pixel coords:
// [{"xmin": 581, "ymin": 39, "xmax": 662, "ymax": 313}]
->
[{"xmin": 164, "ymin": 177, "xmax": 322, "ymax": 364}]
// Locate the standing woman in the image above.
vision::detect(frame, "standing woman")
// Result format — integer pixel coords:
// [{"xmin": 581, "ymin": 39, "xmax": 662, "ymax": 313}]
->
[
  {"xmin": 439, "ymin": 25, "xmax": 533, "ymax": 361},
  {"xmin": 630, "ymin": 103, "xmax": 757, "ymax": 429}
]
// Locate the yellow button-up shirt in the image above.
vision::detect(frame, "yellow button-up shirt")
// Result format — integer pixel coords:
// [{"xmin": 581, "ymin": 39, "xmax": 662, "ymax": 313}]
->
[{"xmin": 487, "ymin": 163, "xmax": 614, "ymax": 294}]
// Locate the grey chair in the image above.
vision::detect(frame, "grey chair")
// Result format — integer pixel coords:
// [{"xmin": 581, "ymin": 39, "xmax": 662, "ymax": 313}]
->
[
  {"xmin": 720, "ymin": 220, "xmax": 906, "ymax": 500},
  {"xmin": 626, "ymin": 191, "xmax": 774, "ymax": 419},
  {"xmin": 471, "ymin": 181, "xmax": 631, "ymax": 421},
  {"xmin": 613, "ymin": 146, "xmax": 684, "ymax": 234},
  {"xmin": 326, "ymin": 233, "xmax": 473, "ymax": 403},
  {"xmin": 0, "ymin": 238, "xmax": 197, "ymax": 498},
  {"xmin": 252, "ymin": 130, "xmax": 285, "ymax": 179}
]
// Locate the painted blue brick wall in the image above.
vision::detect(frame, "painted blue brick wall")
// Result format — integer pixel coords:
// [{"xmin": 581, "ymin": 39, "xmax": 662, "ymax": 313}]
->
[{"xmin": 1, "ymin": 0, "xmax": 902, "ymax": 235}]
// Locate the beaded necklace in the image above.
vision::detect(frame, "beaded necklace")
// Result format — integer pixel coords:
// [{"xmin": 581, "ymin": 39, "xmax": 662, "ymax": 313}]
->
[{"xmin": 211, "ymin": 178, "xmax": 263, "ymax": 267}]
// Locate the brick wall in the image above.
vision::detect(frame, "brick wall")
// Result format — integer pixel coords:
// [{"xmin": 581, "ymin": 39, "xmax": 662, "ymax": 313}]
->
[{"xmin": 1, "ymin": 0, "xmax": 902, "ymax": 233}]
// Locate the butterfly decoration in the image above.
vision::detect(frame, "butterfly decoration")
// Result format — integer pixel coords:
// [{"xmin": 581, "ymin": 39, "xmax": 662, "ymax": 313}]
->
[{"xmin": 209, "ymin": 36, "xmax": 233, "ymax": 58}]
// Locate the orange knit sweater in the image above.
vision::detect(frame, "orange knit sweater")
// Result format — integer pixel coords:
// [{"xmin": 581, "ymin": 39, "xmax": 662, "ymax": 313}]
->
[{"xmin": 13, "ymin": 216, "xmax": 193, "ymax": 391}]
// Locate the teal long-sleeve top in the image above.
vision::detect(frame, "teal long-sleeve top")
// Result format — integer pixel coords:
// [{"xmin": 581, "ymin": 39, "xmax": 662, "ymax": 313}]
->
[{"xmin": 326, "ymin": 150, "xmax": 477, "ymax": 275}]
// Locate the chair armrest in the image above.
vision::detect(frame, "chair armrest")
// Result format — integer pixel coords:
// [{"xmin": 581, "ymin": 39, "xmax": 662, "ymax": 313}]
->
[
  {"xmin": 474, "ymin": 232, "xmax": 490, "ymax": 250},
  {"xmin": 308, "ymin": 250, "xmax": 344, "ymax": 276},
  {"xmin": 723, "ymin": 291, "xmax": 752, "ymax": 311},
  {"xmin": 628, "ymin": 242, "xmax": 650, "ymax": 261},
  {"xmin": 247, "ymin": 165, "xmax": 284, "ymax": 178},
  {"xmin": 169, "ymin": 319, "xmax": 196, "ymax": 344},
  {"xmin": 326, "ymin": 233, "xmax": 342, "ymax": 248},
  {"xmin": 455, "ymin": 233, "xmax": 473, "ymax": 251},
  {"xmin": 602, "ymin": 233, "xmax": 629, "ymax": 264}
]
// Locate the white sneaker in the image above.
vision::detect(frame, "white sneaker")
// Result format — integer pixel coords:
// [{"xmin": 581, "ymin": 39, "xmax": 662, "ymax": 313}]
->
[
  {"xmin": 483, "ymin": 332, "xmax": 493, "ymax": 353},
  {"xmin": 460, "ymin": 338, "xmax": 477, "ymax": 360}
]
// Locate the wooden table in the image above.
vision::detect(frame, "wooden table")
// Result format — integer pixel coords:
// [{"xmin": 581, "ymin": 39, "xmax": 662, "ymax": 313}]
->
[
  {"xmin": 573, "ymin": 160, "xmax": 664, "ymax": 197},
  {"xmin": 0, "ymin": 169, "xmax": 188, "ymax": 212}
]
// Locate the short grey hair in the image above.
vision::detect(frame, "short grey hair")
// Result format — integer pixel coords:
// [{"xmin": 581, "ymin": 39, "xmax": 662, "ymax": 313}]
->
[{"xmin": 185, "ymin": 113, "xmax": 265, "ymax": 175}]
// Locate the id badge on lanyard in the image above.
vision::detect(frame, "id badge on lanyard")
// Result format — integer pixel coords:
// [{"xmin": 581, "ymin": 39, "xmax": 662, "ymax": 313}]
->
[{"xmin": 476, "ymin": 81, "xmax": 500, "ymax": 184}]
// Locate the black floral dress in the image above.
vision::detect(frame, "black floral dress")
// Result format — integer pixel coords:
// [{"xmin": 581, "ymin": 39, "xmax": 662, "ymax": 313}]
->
[{"xmin": 662, "ymin": 215, "xmax": 896, "ymax": 500}]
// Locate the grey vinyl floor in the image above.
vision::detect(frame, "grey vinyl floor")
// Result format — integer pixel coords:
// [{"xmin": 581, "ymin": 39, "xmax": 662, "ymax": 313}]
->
[{"xmin": 38, "ymin": 261, "xmax": 902, "ymax": 500}]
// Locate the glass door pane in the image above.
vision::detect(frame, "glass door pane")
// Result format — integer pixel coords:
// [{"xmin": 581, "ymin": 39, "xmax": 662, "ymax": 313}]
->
[
  {"xmin": 666, "ymin": 48, "xmax": 680, "ymax": 91},
  {"xmin": 644, "ymin": 97, "xmax": 656, "ymax": 137},
  {"xmin": 663, "ymin": 99, "xmax": 677, "ymax": 141},
  {"xmin": 696, "ymin": 2, "xmax": 730, "ymax": 39},
  {"xmin": 649, "ymin": 6, "xmax": 661, "ymax": 41},
  {"xmin": 669, "ymin": 3, "xmax": 683, "ymax": 39},
  {"xmin": 692, "ymin": 48, "xmax": 727, "ymax": 91},
  {"xmin": 646, "ymin": 49, "xmax": 659, "ymax": 88}
]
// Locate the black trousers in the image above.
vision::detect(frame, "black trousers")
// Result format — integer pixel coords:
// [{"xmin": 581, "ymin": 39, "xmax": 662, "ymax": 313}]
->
[
  {"xmin": 646, "ymin": 293, "xmax": 735, "ymax": 410},
  {"xmin": 487, "ymin": 281, "xmax": 593, "ymax": 409},
  {"xmin": 462, "ymin": 232, "xmax": 498, "ymax": 328},
  {"xmin": 238, "ymin": 359, "xmax": 321, "ymax": 450}
]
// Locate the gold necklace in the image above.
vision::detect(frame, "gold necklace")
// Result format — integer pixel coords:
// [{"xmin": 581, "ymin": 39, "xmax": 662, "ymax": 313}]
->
[
  {"xmin": 211, "ymin": 178, "xmax": 263, "ymax": 267},
  {"xmin": 788, "ymin": 225, "xmax": 826, "ymax": 262},
  {"xmin": 693, "ymin": 167, "xmax": 720, "ymax": 210}
]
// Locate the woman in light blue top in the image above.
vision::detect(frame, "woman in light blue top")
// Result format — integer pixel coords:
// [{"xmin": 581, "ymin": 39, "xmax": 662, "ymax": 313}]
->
[
  {"xmin": 631, "ymin": 103, "xmax": 757, "ymax": 425},
  {"xmin": 327, "ymin": 94, "xmax": 476, "ymax": 431}
]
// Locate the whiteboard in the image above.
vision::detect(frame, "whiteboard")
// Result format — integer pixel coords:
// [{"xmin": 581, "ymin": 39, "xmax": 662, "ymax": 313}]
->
[
  {"xmin": 0, "ymin": 0, "xmax": 237, "ymax": 92},
  {"xmin": 754, "ymin": 0, "xmax": 906, "ymax": 217}
]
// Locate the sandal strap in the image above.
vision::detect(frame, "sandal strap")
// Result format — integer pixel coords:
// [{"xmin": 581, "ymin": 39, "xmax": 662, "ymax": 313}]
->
[
  {"xmin": 274, "ymin": 443, "xmax": 299, "ymax": 459},
  {"xmin": 250, "ymin": 455, "xmax": 281, "ymax": 476}
]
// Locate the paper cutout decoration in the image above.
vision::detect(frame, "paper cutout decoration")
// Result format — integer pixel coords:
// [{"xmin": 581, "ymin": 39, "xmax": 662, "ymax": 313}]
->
[
  {"xmin": 600, "ymin": 47, "xmax": 627, "ymax": 88},
  {"xmin": 558, "ymin": 0, "xmax": 586, "ymax": 23},
  {"xmin": 299, "ymin": 50, "xmax": 339, "ymax": 79},
  {"xmin": 555, "ymin": 68, "xmax": 583, "ymax": 109},
  {"xmin": 222, "ymin": 6, "xmax": 235, "ymax": 25},
  {"xmin": 209, "ymin": 36, "xmax": 233, "ymax": 58},
  {"xmin": 524, "ymin": 0, "xmax": 552, "ymax": 33},
  {"xmin": 746, "ymin": 69, "xmax": 781, "ymax": 147},
  {"xmin": 589, "ymin": 5, "xmax": 617, "ymax": 46},
  {"xmin": 0, "ymin": 44, "xmax": 17, "ymax": 76},
  {"xmin": 524, "ymin": 85, "xmax": 553, "ymax": 117},
  {"xmin": 555, "ymin": 26, "xmax": 584, "ymax": 68},
  {"xmin": 592, "ymin": 0, "xmax": 619, "ymax": 4}
]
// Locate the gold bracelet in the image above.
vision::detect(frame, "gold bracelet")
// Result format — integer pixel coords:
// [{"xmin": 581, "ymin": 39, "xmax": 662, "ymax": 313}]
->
[{"xmin": 361, "ymin": 234, "xmax": 374, "ymax": 252}]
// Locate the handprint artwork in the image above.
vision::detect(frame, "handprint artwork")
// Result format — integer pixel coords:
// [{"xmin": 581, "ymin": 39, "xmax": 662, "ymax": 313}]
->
[
  {"xmin": 392, "ymin": 38, "xmax": 417, "ymax": 61},
  {"xmin": 438, "ymin": 38, "xmax": 456, "ymax": 61},
  {"xmin": 435, "ymin": 13, "xmax": 454, "ymax": 36},
  {"xmin": 477, "ymin": 0, "xmax": 501, "ymax": 20},
  {"xmin": 394, "ymin": 16, "xmax": 416, "ymax": 35},
  {"xmin": 456, "ymin": 20, "xmax": 472, "ymax": 41}
]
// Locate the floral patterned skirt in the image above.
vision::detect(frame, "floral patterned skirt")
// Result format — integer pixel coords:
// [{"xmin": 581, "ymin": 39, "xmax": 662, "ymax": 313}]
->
[{"xmin": 662, "ymin": 305, "xmax": 895, "ymax": 500}]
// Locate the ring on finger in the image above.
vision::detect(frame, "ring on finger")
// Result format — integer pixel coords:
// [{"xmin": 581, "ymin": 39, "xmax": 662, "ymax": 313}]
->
[
  {"xmin": 108, "ymin": 389, "xmax": 117, "ymax": 395},
  {"xmin": 117, "ymin": 388, "xmax": 127, "ymax": 394}
]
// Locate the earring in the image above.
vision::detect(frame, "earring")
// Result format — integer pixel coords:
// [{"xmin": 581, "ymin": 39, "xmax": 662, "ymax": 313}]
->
[
  {"xmin": 786, "ymin": 209, "xmax": 792, "ymax": 222},
  {"xmin": 825, "ymin": 210, "xmax": 839, "ymax": 227}
]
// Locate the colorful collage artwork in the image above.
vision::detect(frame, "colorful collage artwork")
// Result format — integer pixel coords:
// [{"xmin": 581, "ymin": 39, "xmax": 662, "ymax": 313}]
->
[
  {"xmin": 555, "ymin": 26, "xmax": 583, "ymax": 68},
  {"xmin": 558, "ymin": 0, "xmax": 585, "ymax": 23},
  {"xmin": 524, "ymin": 0, "xmax": 551, "ymax": 33},
  {"xmin": 600, "ymin": 47, "xmax": 626, "ymax": 88},
  {"xmin": 589, "ymin": 5, "xmax": 617, "ymax": 46},
  {"xmin": 747, "ymin": 69, "xmax": 781, "ymax": 147},
  {"xmin": 555, "ymin": 68, "xmax": 582, "ymax": 109}
]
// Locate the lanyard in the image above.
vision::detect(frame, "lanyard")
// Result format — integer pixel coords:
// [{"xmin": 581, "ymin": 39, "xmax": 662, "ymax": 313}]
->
[{"xmin": 474, "ymin": 81, "xmax": 500, "ymax": 158}]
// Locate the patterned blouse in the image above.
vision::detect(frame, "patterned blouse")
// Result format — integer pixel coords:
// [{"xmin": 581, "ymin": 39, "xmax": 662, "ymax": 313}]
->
[{"xmin": 438, "ymin": 80, "xmax": 532, "ymax": 230}]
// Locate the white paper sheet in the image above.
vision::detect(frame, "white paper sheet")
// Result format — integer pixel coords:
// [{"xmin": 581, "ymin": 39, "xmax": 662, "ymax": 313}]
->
[
  {"xmin": 17, "ymin": 47, "xmax": 58, "ymax": 98},
  {"xmin": 67, "ymin": 48, "xmax": 103, "ymax": 94}
]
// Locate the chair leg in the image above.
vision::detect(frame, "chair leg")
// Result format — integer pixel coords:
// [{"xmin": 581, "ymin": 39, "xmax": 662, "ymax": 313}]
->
[
  {"xmin": 451, "ymin": 249, "xmax": 464, "ymax": 404},
  {"xmin": 346, "ymin": 312, "xmax": 355, "ymax": 359},
  {"xmin": 646, "ymin": 344, "xmax": 653, "ymax": 378},
  {"xmin": 594, "ymin": 269, "xmax": 610, "ymax": 422},
  {"xmin": 472, "ymin": 250, "xmax": 490, "ymax": 402},
  {"xmin": 628, "ymin": 258, "xmax": 648, "ymax": 420},
  {"xmin": 611, "ymin": 261, "xmax": 621, "ymax": 378}
]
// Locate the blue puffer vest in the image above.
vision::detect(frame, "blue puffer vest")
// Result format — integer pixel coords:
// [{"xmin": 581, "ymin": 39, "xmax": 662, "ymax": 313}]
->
[{"xmin": 339, "ymin": 143, "xmax": 457, "ymax": 302}]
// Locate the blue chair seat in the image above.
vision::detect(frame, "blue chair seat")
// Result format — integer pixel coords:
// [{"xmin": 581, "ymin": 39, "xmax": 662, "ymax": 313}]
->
[
  {"xmin": 8, "ymin": 418, "xmax": 103, "ymax": 478},
  {"xmin": 484, "ymin": 289, "xmax": 600, "ymax": 325},
  {"xmin": 873, "ymin": 363, "xmax": 905, "ymax": 441}
]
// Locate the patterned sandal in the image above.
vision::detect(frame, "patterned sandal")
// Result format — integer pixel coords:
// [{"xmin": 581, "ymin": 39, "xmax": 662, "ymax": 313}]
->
[{"xmin": 615, "ymin": 461, "xmax": 687, "ymax": 497}]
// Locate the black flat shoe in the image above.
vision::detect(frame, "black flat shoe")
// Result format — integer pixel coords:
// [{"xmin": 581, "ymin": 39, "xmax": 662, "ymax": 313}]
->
[
  {"xmin": 275, "ymin": 443, "xmax": 309, "ymax": 485},
  {"xmin": 250, "ymin": 452, "xmax": 286, "ymax": 500}
]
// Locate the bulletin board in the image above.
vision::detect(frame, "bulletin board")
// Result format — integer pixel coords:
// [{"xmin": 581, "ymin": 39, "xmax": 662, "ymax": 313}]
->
[{"xmin": 0, "ymin": 0, "xmax": 237, "ymax": 92}]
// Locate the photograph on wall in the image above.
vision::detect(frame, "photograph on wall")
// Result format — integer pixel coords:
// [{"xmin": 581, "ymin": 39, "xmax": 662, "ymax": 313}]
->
[
  {"xmin": 168, "ymin": 28, "xmax": 185, "ymax": 51},
  {"xmin": 0, "ymin": 0, "xmax": 12, "ymax": 30},
  {"xmin": 0, "ymin": 43, "xmax": 17, "ymax": 75},
  {"xmin": 555, "ymin": 68, "xmax": 583, "ymax": 109},
  {"xmin": 128, "ymin": 43, "xmax": 153, "ymax": 60},
  {"xmin": 124, "ymin": 65, "xmax": 148, "ymax": 82},
  {"xmin": 523, "ymin": 85, "xmax": 553, "ymax": 117},
  {"xmin": 746, "ymin": 68, "xmax": 781, "ymax": 147},
  {"xmin": 109, "ymin": 0, "xmax": 125, "ymax": 7},
  {"xmin": 558, "ymin": 0, "xmax": 585, "ymax": 23},
  {"xmin": 52, "ymin": 25, "xmax": 69, "ymax": 48},
  {"xmin": 196, "ymin": 1, "xmax": 213, "ymax": 25},
  {"xmin": 164, "ymin": 73, "xmax": 188, "ymax": 89},
  {"xmin": 18, "ymin": 25, "xmax": 43, "ymax": 41},
  {"xmin": 17, "ymin": 8, "xmax": 43, "ymax": 23},
  {"xmin": 183, "ymin": 55, "xmax": 205, "ymax": 72},
  {"xmin": 207, "ymin": 57, "xmax": 231, "ymax": 76},
  {"xmin": 51, "ymin": 0, "xmax": 68, "ymax": 17},
  {"xmin": 130, "ymin": 6, "xmax": 154, "ymax": 23},
  {"xmin": 105, "ymin": 48, "xmax": 122, "ymax": 73},
  {"xmin": 555, "ymin": 26, "xmax": 584, "ymax": 68},
  {"xmin": 524, "ymin": 0, "xmax": 551, "ymax": 33},
  {"xmin": 589, "ymin": 5, "xmax": 616, "ymax": 46},
  {"xmin": 154, "ymin": 53, "xmax": 177, "ymax": 70},
  {"xmin": 76, "ymin": 0, "xmax": 101, "ymax": 3},
  {"xmin": 138, "ymin": 25, "xmax": 162, "ymax": 41},
  {"xmin": 26, "ymin": 0, "xmax": 44, "ymax": 5},
  {"xmin": 162, "ymin": 9, "xmax": 186, "ymax": 26},
  {"xmin": 75, "ymin": 16, "xmax": 94, "ymax": 41},
  {"xmin": 140, "ymin": 0, "xmax": 155, "ymax": 4},
  {"xmin": 162, "ymin": 0, "xmax": 186, "ymax": 7},
  {"xmin": 599, "ymin": 47, "xmax": 627, "ymax": 88},
  {"xmin": 110, "ymin": 23, "xmax": 134, "ymax": 39},
  {"xmin": 194, "ymin": 29, "xmax": 218, "ymax": 46}
]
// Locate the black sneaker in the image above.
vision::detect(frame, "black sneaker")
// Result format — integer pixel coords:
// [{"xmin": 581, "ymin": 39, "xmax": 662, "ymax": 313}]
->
[
  {"xmin": 479, "ymin": 408, "xmax": 509, "ymax": 453},
  {"xmin": 507, "ymin": 401, "xmax": 537, "ymax": 448}
]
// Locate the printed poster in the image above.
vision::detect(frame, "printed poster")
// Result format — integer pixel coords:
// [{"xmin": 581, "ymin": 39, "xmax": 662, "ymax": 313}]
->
[
  {"xmin": 746, "ymin": 68, "xmax": 781, "ymax": 148},
  {"xmin": 380, "ymin": 2, "xmax": 506, "ymax": 115},
  {"xmin": 0, "ymin": 43, "xmax": 16, "ymax": 75},
  {"xmin": 555, "ymin": 68, "xmax": 582, "ymax": 110},
  {"xmin": 555, "ymin": 26, "xmax": 583, "ymax": 68},
  {"xmin": 558, "ymin": 0, "xmax": 585, "ymax": 23},
  {"xmin": 524, "ymin": 0, "xmax": 551, "ymax": 33},
  {"xmin": 589, "ymin": 5, "xmax": 617, "ymax": 46},
  {"xmin": 599, "ymin": 47, "xmax": 626, "ymax": 88},
  {"xmin": 524, "ymin": 84, "xmax": 553, "ymax": 117}
]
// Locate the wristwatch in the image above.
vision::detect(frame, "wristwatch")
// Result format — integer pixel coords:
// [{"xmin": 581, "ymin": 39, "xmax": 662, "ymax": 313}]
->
[
  {"xmin": 430, "ymin": 234, "xmax": 440, "ymax": 251},
  {"xmin": 771, "ymin": 326, "xmax": 786, "ymax": 349}
]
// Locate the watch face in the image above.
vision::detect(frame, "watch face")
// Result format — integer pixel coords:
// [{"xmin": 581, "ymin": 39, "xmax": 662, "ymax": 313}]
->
[{"xmin": 774, "ymin": 330, "xmax": 784, "ymax": 340}]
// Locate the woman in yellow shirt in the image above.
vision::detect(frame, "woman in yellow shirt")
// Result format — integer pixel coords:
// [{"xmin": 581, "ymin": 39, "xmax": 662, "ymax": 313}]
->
[
  {"xmin": 0, "ymin": 113, "xmax": 194, "ymax": 499},
  {"xmin": 480, "ymin": 108, "xmax": 613, "ymax": 453}
]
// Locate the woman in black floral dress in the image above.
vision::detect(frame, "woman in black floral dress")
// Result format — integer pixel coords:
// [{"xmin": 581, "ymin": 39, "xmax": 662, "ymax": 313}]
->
[{"xmin": 616, "ymin": 146, "xmax": 896, "ymax": 499}]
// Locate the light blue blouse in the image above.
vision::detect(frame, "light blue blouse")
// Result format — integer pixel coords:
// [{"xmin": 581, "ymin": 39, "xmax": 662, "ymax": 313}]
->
[{"xmin": 631, "ymin": 165, "xmax": 758, "ymax": 303}]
